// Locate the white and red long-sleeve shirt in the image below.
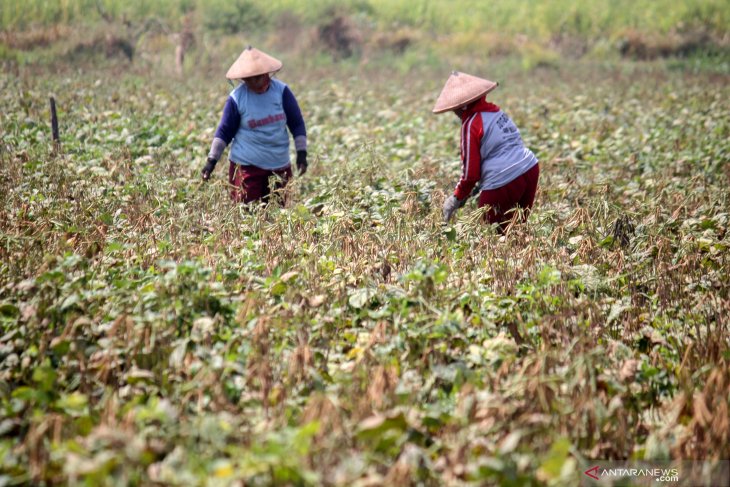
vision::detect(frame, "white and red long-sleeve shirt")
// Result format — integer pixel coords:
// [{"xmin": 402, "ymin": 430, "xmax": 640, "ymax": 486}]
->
[{"xmin": 454, "ymin": 98, "xmax": 538, "ymax": 200}]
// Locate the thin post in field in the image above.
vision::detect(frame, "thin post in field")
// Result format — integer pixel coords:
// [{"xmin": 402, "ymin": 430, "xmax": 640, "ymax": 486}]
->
[{"xmin": 50, "ymin": 96, "xmax": 60, "ymax": 153}]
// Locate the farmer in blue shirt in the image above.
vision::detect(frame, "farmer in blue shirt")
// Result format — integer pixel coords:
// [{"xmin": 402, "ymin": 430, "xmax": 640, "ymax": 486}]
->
[{"xmin": 201, "ymin": 46, "xmax": 307, "ymax": 204}]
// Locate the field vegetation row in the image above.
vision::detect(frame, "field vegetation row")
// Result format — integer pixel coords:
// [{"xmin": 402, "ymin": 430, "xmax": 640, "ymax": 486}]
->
[{"xmin": 2, "ymin": 53, "xmax": 730, "ymax": 484}]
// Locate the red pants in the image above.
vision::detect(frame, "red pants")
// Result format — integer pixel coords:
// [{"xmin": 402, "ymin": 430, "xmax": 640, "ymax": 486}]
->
[
  {"xmin": 228, "ymin": 162, "xmax": 292, "ymax": 204},
  {"xmin": 478, "ymin": 164, "xmax": 539, "ymax": 231}
]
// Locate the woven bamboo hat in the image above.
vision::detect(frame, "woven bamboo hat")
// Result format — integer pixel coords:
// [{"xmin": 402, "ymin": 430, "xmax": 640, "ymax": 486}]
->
[
  {"xmin": 432, "ymin": 71, "xmax": 499, "ymax": 114},
  {"xmin": 226, "ymin": 46, "xmax": 283, "ymax": 80}
]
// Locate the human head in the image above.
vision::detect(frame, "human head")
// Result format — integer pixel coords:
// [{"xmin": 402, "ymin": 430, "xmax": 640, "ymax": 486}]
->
[
  {"xmin": 243, "ymin": 73, "xmax": 271, "ymax": 94},
  {"xmin": 452, "ymin": 98, "xmax": 479, "ymax": 118}
]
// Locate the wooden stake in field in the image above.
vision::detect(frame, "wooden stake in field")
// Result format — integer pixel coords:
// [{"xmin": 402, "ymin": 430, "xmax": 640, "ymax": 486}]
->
[
  {"xmin": 49, "ymin": 96, "xmax": 60, "ymax": 153},
  {"xmin": 175, "ymin": 14, "xmax": 195, "ymax": 76}
]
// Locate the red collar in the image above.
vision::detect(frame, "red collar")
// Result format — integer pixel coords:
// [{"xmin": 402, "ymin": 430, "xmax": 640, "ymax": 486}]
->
[{"xmin": 460, "ymin": 97, "xmax": 500, "ymax": 121}]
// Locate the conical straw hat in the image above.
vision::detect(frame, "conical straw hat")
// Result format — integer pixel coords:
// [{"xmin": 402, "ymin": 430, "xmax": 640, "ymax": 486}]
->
[
  {"xmin": 226, "ymin": 46, "xmax": 283, "ymax": 80},
  {"xmin": 432, "ymin": 71, "xmax": 498, "ymax": 114}
]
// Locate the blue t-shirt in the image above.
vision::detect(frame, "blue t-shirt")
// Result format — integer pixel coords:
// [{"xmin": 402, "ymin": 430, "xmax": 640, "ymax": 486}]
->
[{"xmin": 214, "ymin": 79, "xmax": 306, "ymax": 170}]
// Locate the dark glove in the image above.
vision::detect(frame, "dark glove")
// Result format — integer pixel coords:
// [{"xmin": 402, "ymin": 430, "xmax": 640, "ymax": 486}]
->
[
  {"xmin": 201, "ymin": 157, "xmax": 217, "ymax": 181},
  {"xmin": 442, "ymin": 195, "xmax": 464, "ymax": 223},
  {"xmin": 296, "ymin": 150, "xmax": 307, "ymax": 176}
]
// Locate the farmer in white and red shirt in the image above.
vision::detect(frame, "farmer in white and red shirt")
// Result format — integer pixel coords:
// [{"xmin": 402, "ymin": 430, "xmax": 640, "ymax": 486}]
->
[
  {"xmin": 201, "ymin": 46, "xmax": 307, "ymax": 204},
  {"xmin": 434, "ymin": 71, "xmax": 539, "ymax": 232}
]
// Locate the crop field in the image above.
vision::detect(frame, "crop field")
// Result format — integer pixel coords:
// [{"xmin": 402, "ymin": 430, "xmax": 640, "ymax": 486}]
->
[{"xmin": 1, "ymin": 2, "xmax": 730, "ymax": 486}]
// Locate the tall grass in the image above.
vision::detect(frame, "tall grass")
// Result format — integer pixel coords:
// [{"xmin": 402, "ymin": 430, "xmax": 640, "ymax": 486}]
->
[
  {"xmin": 367, "ymin": 0, "xmax": 730, "ymax": 36},
  {"xmin": 2, "ymin": 0, "xmax": 729, "ymax": 39}
]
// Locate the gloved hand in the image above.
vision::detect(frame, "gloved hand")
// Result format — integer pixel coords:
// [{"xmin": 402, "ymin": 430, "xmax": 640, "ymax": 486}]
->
[
  {"xmin": 442, "ymin": 195, "xmax": 463, "ymax": 223},
  {"xmin": 201, "ymin": 157, "xmax": 217, "ymax": 181},
  {"xmin": 296, "ymin": 150, "xmax": 308, "ymax": 176}
]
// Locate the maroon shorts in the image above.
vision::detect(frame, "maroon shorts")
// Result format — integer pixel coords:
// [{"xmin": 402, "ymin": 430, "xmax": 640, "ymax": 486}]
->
[
  {"xmin": 228, "ymin": 162, "xmax": 292, "ymax": 204},
  {"xmin": 478, "ymin": 164, "xmax": 539, "ymax": 231}
]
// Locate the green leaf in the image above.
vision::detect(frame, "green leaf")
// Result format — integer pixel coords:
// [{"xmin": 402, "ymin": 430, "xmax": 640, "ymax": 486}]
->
[
  {"xmin": 56, "ymin": 392, "xmax": 88, "ymax": 416},
  {"xmin": 356, "ymin": 412, "xmax": 408, "ymax": 441},
  {"xmin": 599, "ymin": 235, "xmax": 615, "ymax": 248},
  {"xmin": 348, "ymin": 288, "xmax": 374, "ymax": 309},
  {"xmin": 0, "ymin": 303, "xmax": 19, "ymax": 318},
  {"xmin": 32, "ymin": 363, "xmax": 57, "ymax": 391},
  {"xmin": 12, "ymin": 386, "xmax": 40, "ymax": 402},
  {"xmin": 442, "ymin": 226, "xmax": 456, "ymax": 242},
  {"xmin": 270, "ymin": 281, "xmax": 287, "ymax": 297},
  {"xmin": 537, "ymin": 437, "xmax": 572, "ymax": 480}
]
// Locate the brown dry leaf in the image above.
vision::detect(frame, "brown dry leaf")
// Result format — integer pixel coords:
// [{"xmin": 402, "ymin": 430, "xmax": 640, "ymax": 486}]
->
[
  {"xmin": 692, "ymin": 393, "xmax": 713, "ymax": 427},
  {"xmin": 619, "ymin": 359, "xmax": 640, "ymax": 381},
  {"xmin": 280, "ymin": 271, "xmax": 299, "ymax": 282}
]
